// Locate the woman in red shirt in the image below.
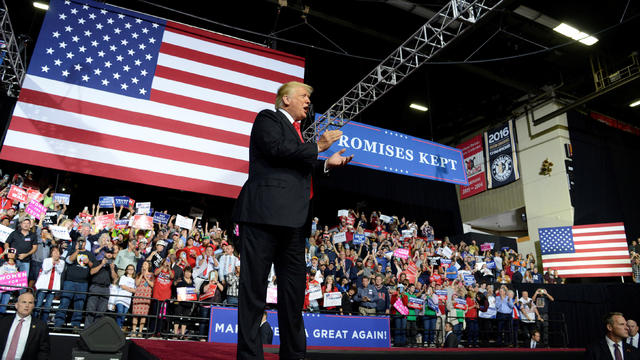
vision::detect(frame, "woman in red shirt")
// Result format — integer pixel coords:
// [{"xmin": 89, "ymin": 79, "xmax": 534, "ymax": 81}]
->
[
  {"xmin": 152, "ymin": 259, "xmax": 174, "ymax": 336},
  {"xmin": 320, "ymin": 275, "xmax": 339, "ymax": 312},
  {"xmin": 465, "ymin": 289, "xmax": 479, "ymax": 347},
  {"xmin": 389, "ymin": 285, "xmax": 408, "ymax": 347}
]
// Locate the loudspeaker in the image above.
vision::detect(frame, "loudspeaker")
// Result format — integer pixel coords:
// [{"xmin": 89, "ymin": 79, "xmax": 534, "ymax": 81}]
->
[{"xmin": 79, "ymin": 317, "xmax": 126, "ymax": 353}]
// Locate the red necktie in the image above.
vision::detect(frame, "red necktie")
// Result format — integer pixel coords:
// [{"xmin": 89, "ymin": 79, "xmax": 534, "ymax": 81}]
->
[
  {"xmin": 6, "ymin": 318, "xmax": 24, "ymax": 360},
  {"xmin": 292, "ymin": 121, "xmax": 313, "ymax": 199},
  {"xmin": 48, "ymin": 262, "xmax": 56, "ymax": 290}
]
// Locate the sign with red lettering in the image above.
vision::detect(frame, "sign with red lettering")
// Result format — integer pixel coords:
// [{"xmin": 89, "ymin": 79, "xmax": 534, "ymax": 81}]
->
[
  {"xmin": 132, "ymin": 215, "xmax": 153, "ymax": 230},
  {"xmin": 95, "ymin": 213, "xmax": 116, "ymax": 230}
]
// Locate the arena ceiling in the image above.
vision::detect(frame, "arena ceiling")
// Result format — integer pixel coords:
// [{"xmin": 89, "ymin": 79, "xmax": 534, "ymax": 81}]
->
[{"xmin": 7, "ymin": 0, "xmax": 640, "ymax": 145}]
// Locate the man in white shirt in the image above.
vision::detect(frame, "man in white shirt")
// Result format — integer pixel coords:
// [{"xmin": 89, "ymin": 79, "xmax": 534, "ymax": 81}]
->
[
  {"xmin": 628, "ymin": 319, "xmax": 639, "ymax": 349},
  {"xmin": 0, "ymin": 292, "xmax": 50, "ymax": 360}
]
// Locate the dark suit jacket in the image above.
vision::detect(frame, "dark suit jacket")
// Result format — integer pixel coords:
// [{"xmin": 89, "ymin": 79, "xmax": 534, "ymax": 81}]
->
[
  {"xmin": 260, "ymin": 321, "xmax": 274, "ymax": 345},
  {"xmin": 0, "ymin": 314, "xmax": 50, "ymax": 360},
  {"xmin": 444, "ymin": 332, "xmax": 459, "ymax": 348},
  {"xmin": 584, "ymin": 338, "xmax": 640, "ymax": 360},
  {"xmin": 525, "ymin": 340, "xmax": 544, "ymax": 349},
  {"xmin": 232, "ymin": 109, "xmax": 319, "ymax": 228}
]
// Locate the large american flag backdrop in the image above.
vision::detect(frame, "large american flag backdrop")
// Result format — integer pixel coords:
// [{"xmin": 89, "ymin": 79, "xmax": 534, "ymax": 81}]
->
[
  {"xmin": 538, "ymin": 222, "xmax": 632, "ymax": 278},
  {"xmin": 0, "ymin": 0, "xmax": 305, "ymax": 198}
]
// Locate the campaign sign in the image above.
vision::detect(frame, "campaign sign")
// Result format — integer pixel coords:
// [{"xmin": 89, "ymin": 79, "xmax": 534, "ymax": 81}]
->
[
  {"xmin": 98, "ymin": 196, "xmax": 115, "ymax": 208},
  {"xmin": 7, "ymin": 185, "xmax": 27, "ymax": 203},
  {"xmin": 379, "ymin": 215, "xmax": 392, "ymax": 223},
  {"xmin": 393, "ymin": 248, "xmax": 409, "ymax": 259},
  {"xmin": 320, "ymin": 119, "xmax": 468, "ymax": 186},
  {"xmin": 25, "ymin": 200, "xmax": 47, "ymax": 220},
  {"xmin": 266, "ymin": 286, "xmax": 277, "ymax": 304},
  {"xmin": 463, "ymin": 274, "xmax": 476, "ymax": 286},
  {"xmin": 0, "ymin": 271, "xmax": 28, "ymax": 291},
  {"xmin": 308, "ymin": 285, "xmax": 323, "ymax": 301},
  {"xmin": 441, "ymin": 247, "xmax": 453, "ymax": 259},
  {"xmin": 114, "ymin": 196, "xmax": 131, "ymax": 207},
  {"xmin": 114, "ymin": 220, "xmax": 129, "ymax": 230},
  {"xmin": 337, "ymin": 209, "xmax": 349, "ymax": 217},
  {"xmin": 323, "ymin": 292, "xmax": 342, "ymax": 307},
  {"xmin": 52, "ymin": 193, "xmax": 70, "ymax": 205},
  {"xmin": 457, "ymin": 134, "xmax": 487, "ymax": 199},
  {"xmin": 480, "ymin": 243, "xmax": 494, "ymax": 251},
  {"xmin": 435, "ymin": 290, "xmax": 448, "ymax": 301},
  {"xmin": 26, "ymin": 189, "xmax": 44, "ymax": 203},
  {"xmin": 209, "ymin": 307, "xmax": 390, "ymax": 348},
  {"xmin": 332, "ymin": 232, "xmax": 346, "ymax": 244},
  {"xmin": 176, "ymin": 287, "xmax": 197, "ymax": 301},
  {"xmin": 132, "ymin": 215, "xmax": 153, "ymax": 230},
  {"xmin": 0, "ymin": 224, "xmax": 13, "ymax": 243},
  {"xmin": 152, "ymin": 212, "xmax": 171, "ymax": 225},
  {"xmin": 95, "ymin": 213, "xmax": 115, "ymax": 230},
  {"xmin": 353, "ymin": 233, "xmax": 365, "ymax": 245},
  {"xmin": 49, "ymin": 225, "xmax": 71, "ymax": 240},
  {"xmin": 393, "ymin": 299, "xmax": 409, "ymax": 315},
  {"xmin": 454, "ymin": 297, "xmax": 467, "ymax": 310},
  {"xmin": 440, "ymin": 259, "xmax": 452, "ymax": 268},
  {"xmin": 486, "ymin": 261, "xmax": 496, "ymax": 269},
  {"xmin": 176, "ymin": 214, "xmax": 193, "ymax": 229},
  {"xmin": 136, "ymin": 202, "xmax": 151, "ymax": 215},
  {"xmin": 407, "ymin": 297, "xmax": 424, "ymax": 309},
  {"xmin": 484, "ymin": 120, "xmax": 520, "ymax": 189}
]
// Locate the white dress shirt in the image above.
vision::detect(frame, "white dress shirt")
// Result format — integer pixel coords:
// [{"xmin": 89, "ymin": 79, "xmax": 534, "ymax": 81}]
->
[
  {"xmin": 278, "ymin": 108, "xmax": 329, "ymax": 172},
  {"xmin": 2, "ymin": 314, "xmax": 32, "ymax": 360},
  {"xmin": 628, "ymin": 333, "xmax": 639, "ymax": 348},
  {"xmin": 605, "ymin": 336, "xmax": 624, "ymax": 360},
  {"xmin": 530, "ymin": 340, "xmax": 537, "ymax": 348}
]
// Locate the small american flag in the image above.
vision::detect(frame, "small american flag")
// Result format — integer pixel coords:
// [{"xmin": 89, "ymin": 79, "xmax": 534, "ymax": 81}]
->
[
  {"xmin": 539, "ymin": 222, "xmax": 632, "ymax": 278},
  {"xmin": 0, "ymin": 0, "xmax": 304, "ymax": 198}
]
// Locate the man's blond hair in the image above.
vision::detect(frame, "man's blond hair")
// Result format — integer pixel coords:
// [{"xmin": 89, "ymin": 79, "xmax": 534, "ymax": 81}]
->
[{"xmin": 275, "ymin": 81, "xmax": 313, "ymax": 110}]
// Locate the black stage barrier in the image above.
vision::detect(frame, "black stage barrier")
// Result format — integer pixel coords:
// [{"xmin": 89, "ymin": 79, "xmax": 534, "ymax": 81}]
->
[
  {"xmin": 510, "ymin": 282, "xmax": 640, "ymax": 348},
  {"xmin": 50, "ymin": 335, "xmax": 133, "ymax": 360}
]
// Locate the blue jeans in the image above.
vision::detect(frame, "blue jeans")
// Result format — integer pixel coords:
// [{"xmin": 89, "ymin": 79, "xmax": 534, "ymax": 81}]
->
[
  {"xmin": 466, "ymin": 318, "xmax": 479, "ymax": 346},
  {"xmin": 0, "ymin": 292, "xmax": 13, "ymax": 313},
  {"xmin": 392, "ymin": 315, "xmax": 407, "ymax": 346},
  {"xmin": 226, "ymin": 296, "xmax": 238, "ymax": 306},
  {"xmin": 453, "ymin": 322, "xmax": 463, "ymax": 343},
  {"xmin": 496, "ymin": 312, "xmax": 511, "ymax": 346},
  {"xmin": 115, "ymin": 304, "xmax": 129, "ymax": 327},
  {"xmin": 35, "ymin": 290, "xmax": 56, "ymax": 322},
  {"xmin": 54, "ymin": 281, "xmax": 88, "ymax": 328},
  {"xmin": 422, "ymin": 315, "xmax": 437, "ymax": 345},
  {"xmin": 17, "ymin": 260, "xmax": 30, "ymax": 294}
]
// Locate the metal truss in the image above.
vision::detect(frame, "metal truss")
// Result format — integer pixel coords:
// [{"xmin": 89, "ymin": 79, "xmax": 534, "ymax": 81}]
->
[
  {"xmin": 0, "ymin": 0, "xmax": 27, "ymax": 97},
  {"xmin": 302, "ymin": 0, "xmax": 504, "ymax": 142}
]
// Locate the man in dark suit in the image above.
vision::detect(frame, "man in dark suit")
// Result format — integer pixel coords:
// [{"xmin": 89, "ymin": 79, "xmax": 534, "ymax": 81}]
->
[
  {"xmin": 260, "ymin": 311, "xmax": 274, "ymax": 345},
  {"xmin": 528, "ymin": 329, "xmax": 544, "ymax": 349},
  {"xmin": 585, "ymin": 312, "xmax": 640, "ymax": 360},
  {"xmin": 443, "ymin": 322, "xmax": 459, "ymax": 348},
  {"xmin": 0, "ymin": 291, "xmax": 50, "ymax": 360},
  {"xmin": 233, "ymin": 81, "xmax": 352, "ymax": 360}
]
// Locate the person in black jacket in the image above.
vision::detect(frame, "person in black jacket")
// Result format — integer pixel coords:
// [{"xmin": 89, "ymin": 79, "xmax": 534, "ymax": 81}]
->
[
  {"xmin": 585, "ymin": 312, "xmax": 640, "ymax": 360},
  {"xmin": 0, "ymin": 292, "xmax": 50, "ymax": 360},
  {"xmin": 232, "ymin": 81, "xmax": 352, "ymax": 360},
  {"xmin": 443, "ymin": 322, "xmax": 459, "ymax": 348},
  {"xmin": 260, "ymin": 311, "xmax": 274, "ymax": 345}
]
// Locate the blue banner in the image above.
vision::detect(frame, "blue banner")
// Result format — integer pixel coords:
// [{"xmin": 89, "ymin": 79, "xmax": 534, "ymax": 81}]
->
[
  {"xmin": 52, "ymin": 193, "xmax": 70, "ymax": 205},
  {"xmin": 463, "ymin": 274, "xmax": 476, "ymax": 286},
  {"xmin": 208, "ymin": 307, "xmax": 390, "ymax": 348},
  {"xmin": 486, "ymin": 261, "xmax": 496, "ymax": 269},
  {"xmin": 114, "ymin": 196, "xmax": 131, "ymax": 207},
  {"xmin": 98, "ymin": 196, "xmax": 114, "ymax": 208},
  {"xmin": 153, "ymin": 212, "xmax": 171, "ymax": 225},
  {"xmin": 353, "ymin": 233, "xmax": 365, "ymax": 245},
  {"xmin": 319, "ymin": 120, "xmax": 468, "ymax": 186}
]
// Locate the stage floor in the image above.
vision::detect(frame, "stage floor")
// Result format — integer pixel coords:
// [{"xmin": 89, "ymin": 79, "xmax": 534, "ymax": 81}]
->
[{"xmin": 129, "ymin": 339, "xmax": 585, "ymax": 360}]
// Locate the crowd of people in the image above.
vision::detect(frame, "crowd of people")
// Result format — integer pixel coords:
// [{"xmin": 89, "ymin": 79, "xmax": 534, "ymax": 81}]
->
[{"xmin": 0, "ymin": 168, "xmax": 610, "ymax": 347}]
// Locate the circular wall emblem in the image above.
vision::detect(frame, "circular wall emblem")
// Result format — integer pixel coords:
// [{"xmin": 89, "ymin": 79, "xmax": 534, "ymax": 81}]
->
[{"xmin": 491, "ymin": 154, "xmax": 512, "ymax": 182}]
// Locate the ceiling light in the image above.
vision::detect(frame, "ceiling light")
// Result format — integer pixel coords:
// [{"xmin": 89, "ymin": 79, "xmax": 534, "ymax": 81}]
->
[
  {"xmin": 33, "ymin": 2, "xmax": 49, "ymax": 10},
  {"xmin": 553, "ymin": 23, "xmax": 598, "ymax": 46},
  {"xmin": 409, "ymin": 103, "xmax": 428, "ymax": 112},
  {"xmin": 630, "ymin": 99, "xmax": 640, "ymax": 108}
]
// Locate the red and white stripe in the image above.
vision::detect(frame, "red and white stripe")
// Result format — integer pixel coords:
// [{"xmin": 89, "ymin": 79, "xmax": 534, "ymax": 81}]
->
[
  {"xmin": 0, "ymin": 21, "xmax": 304, "ymax": 198},
  {"xmin": 542, "ymin": 222, "xmax": 632, "ymax": 278}
]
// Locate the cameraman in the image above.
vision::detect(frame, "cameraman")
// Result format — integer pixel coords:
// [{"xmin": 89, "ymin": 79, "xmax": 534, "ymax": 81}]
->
[
  {"xmin": 54, "ymin": 237, "xmax": 95, "ymax": 329},
  {"xmin": 532, "ymin": 288, "xmax": 554, "ymax": 347},
  {"xmin": 85, "ymin": 248, "xmax": 117, "ymax": 327}
]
